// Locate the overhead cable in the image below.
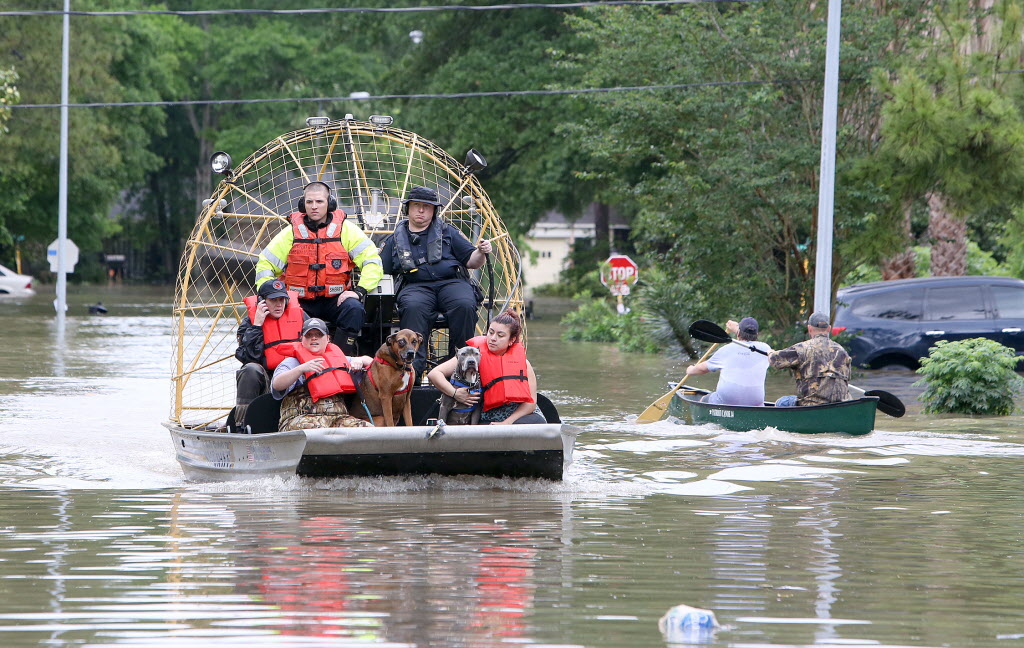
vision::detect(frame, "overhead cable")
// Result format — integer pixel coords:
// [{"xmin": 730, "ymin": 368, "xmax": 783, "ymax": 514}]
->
[
  {"xmin": 10, "ymin": 78, "xmax": 845, "ymax": 110},
  {"xmin": 1, "ymin": 1, "xmax": 755, "ymax": 18}
]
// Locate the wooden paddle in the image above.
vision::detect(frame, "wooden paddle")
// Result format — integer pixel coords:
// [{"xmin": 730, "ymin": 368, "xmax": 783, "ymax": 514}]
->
[
  {"xmin": 636, "ymin": 342, "xmax": 719, "ymax": 424},
  {"xmin": 688, "ymin": 319, "xmax": 906, "ymax": 418}
]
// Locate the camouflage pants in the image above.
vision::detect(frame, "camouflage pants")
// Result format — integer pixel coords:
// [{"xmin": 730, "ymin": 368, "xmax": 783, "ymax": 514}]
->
[{"xmin": 278, "ymin": 388, "xmax": 372, "ymax": 432}]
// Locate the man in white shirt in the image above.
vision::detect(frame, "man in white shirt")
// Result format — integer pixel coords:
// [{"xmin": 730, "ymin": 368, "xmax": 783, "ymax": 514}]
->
[{"xmin": 686, "ymin": 317, "xmax": 771, "ymax": 406}]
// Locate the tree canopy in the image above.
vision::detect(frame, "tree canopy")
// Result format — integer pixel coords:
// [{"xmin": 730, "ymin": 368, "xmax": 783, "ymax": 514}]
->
[{"xmin": 1, "ymin": 0, "xmax": 1023, "ymax": 327}]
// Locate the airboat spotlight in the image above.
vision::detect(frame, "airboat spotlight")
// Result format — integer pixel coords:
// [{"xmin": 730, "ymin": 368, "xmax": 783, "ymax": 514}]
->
[
  {"xmin": 210, "ymin": 151, "xmax": 233, "ymax": 177},
  {"xmin": 305, "ymin": 115, "xmax": 330, "ymax": 128},
  {"xmin": 369, "ymin": 114, "xmax": 394, "ymax": 126},
  {"xmin": 464, "ymin": 149, "xmax": 487, "ymax": 175}
]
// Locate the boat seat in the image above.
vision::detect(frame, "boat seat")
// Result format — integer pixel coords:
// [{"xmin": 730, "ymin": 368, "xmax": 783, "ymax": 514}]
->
[{"xmin": 241, "ymin": 393, "xmax": 282, "ymax": 434}]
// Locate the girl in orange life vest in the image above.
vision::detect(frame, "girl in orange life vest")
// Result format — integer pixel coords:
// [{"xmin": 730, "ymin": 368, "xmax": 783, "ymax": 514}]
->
[
  {"xmin": 271, "ymin": 318, "xmax": 375, "ymax": 431},
  {"xmin": 427, "ymin": 310, "xmax": 546, "ymax": 425}
]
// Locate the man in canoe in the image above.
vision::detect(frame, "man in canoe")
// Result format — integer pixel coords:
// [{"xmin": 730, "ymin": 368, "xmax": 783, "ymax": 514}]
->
[
  {"xmin": 270, "ymin": 318, "xmax": 375, "ymax": 431},
  {"xmin": 233, "ymin": 279, "xmax": 308, "ymax": 426},
  {"xmin": 769, "ymin": 311, "xmax": 851, "ymax": 406},
  {"xmin": 254, "ymin": 181, "xmax": 383, "ymax": 356},
  {"xmin": 685, "ymin": 317, "xmax": 771, "ymax": 406}
]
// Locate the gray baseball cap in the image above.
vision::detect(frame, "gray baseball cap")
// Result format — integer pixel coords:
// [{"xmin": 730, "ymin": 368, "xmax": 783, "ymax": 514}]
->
[
  {"xmin": 301, "ymin": 318, "xmax": 329, "ymax": 336},
  {"xmin": 807, "ymin": 311, "xmax": 831, "ymax": 328}
]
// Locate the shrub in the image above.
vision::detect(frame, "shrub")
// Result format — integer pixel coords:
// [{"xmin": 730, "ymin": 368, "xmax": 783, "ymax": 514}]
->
[
  {"xmin": 913, "ymin": 338, "xmax": 1024, "ymax": 415},
  {"xmin": 560, "ymin": 296, "xmax": 660, "ymax": 353}
]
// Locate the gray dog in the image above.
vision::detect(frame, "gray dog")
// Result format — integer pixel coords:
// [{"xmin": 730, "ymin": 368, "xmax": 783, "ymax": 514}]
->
[{"xmin": 437, "ymin": 346, "xmax": 482, "ymax": 425}]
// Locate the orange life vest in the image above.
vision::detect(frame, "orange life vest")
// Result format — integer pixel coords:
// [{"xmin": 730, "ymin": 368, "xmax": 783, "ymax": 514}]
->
[
  {"xmin": 278, "ymin": 341, "xmax": 356, "ymax": 402},
  {"xmin": 283, "ymin": 211, "xmax": 355, "ymax": 299},
  {"xmin": 243, "ymin": 291, "xmax": 304, "ymax": 370},
  {"xmin": 467, "ymin": 336, "xmax": 533, "ymax": 411}
]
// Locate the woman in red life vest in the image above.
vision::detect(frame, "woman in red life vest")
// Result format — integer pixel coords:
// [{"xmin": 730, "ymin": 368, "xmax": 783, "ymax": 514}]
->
[
  {"xmin": 428, "ymin": 310, "xmax": 546, "ymax": 425},
  {"xmin": 271, "ymin": 318, "xmax": 375, "ymax": 431},
  {"xmin": 233, "ymin": 279, "xmax": 305, "ymax": 426}
]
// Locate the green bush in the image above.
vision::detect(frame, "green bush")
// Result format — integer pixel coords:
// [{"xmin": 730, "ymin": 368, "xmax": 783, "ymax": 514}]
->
[
  {"xmin": 560, "ymin": 297, "xmax": 660, "ymax": 354},
  {"xmin": 913, "ymin": 338, "xmax": 1024, "ymax": 415}
]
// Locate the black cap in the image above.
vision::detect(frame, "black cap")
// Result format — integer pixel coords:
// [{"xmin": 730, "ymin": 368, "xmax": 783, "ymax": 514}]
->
[
  {"xmin": 258, "ymin": 279, "xmax": 288, "ymax": 300},
  {"xmin": 401, "ymin": 186, "xmax": 443, "ymax": 206},
  {"xmin": 739, "ymin": 317, "xmax": 758, "ymax": 334},
  {"xmin": 807, "ymin": 311, "xmax": 830, "ymax": 328}
]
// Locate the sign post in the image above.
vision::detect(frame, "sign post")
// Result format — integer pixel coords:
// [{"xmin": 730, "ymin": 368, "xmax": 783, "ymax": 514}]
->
[{"xmin": 600, "ymin": 254, "xmax": 640, "ymax": 314}]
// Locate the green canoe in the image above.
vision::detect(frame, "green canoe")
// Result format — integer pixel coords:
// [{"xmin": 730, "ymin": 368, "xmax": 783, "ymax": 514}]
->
[{"xmin": 668, "ymin": 390, "xmax": 878, "ymax": 435}]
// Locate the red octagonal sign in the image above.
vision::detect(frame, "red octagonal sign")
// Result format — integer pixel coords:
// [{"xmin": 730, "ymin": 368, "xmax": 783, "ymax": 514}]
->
[{"xmin": 600, "ymin": 254, "xmax": 639, "ymax": 296}]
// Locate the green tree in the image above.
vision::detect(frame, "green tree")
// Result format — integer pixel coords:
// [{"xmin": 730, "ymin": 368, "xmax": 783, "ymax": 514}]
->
[
  {"xmin": 563, "ymin": 1, "xmax": 924, "ymax": 331},
  {"xmin": 871, "ymin": 0, "xmax": 1024, "ymax": 277},
  {"xmin": 0, "ymin": 0, "xmax": 184, "ymax": 273},
  {"xmin": 386, "ymin": 3, "xmax": 598, "ymax": 235},
  {"xmin": 0, "ymin": 65, "xmax": 17, "ymax": 254},
  {"xmin": 0, "ymin": 66, "xmax": 16, "ymax": 134}
]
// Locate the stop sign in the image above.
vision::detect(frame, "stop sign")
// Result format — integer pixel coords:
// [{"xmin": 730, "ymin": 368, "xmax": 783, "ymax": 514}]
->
[{"xmin": 600, "ymin": 254, "xmax": 639, "ymax": 296}]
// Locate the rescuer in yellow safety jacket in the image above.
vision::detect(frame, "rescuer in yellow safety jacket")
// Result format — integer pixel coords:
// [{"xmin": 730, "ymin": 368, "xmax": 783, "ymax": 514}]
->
[{"xmin": 255, "ymin": 181, "xmax": 383, "ymax": 355}]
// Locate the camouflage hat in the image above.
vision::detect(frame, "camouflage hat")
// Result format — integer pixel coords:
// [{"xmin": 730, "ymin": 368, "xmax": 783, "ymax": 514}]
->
[{"xmin": 807, "ymin": 311, "xmax": 831, "ymax": 328}]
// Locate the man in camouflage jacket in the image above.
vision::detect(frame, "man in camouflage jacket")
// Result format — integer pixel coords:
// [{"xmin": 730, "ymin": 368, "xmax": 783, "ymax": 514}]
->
[{"xmin": 768, "ymin": 311, "xmax": 851, "ymax": 406}]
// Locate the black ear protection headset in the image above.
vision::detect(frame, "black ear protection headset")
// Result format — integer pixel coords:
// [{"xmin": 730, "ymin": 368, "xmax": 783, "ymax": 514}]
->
[{"xmin": 297, "ymin": 181, "xmax": 338, "ymax": 213}]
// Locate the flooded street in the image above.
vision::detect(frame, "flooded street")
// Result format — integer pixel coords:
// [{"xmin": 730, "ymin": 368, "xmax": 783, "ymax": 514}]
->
[{"xmin": 1, "ymin": 287, "xmax": 1023, "ymax": 647}]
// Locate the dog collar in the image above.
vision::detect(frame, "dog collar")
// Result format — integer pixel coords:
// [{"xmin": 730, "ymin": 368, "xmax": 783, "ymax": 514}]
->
[{"xmin": 367, "ymin": 361, "xmax": 414, "ymax": 395}]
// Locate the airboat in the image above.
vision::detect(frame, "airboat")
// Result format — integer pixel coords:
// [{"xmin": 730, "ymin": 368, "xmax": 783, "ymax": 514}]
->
[{"xmin": 163, "ymin": 115, "xmax": 576, "ymax": 482}]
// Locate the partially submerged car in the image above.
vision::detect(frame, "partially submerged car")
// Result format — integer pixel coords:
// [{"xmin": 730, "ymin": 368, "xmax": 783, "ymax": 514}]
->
[
  {"xmin": 833, "ymin": 276, "xmax": 1024, "ymax": 369},
  {"xmin": 0, "ymin": 263, "xmax": 35, "ymax": 297}
]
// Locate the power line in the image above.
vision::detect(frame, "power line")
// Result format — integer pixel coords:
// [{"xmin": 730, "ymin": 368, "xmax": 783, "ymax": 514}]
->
[
  {"xmin": 10, "ymin": 78, "xmax": 841, "ymax": 110},
  {"xmin": 0, "ymin": 1, "xmax": 753, "ymax": 18}
]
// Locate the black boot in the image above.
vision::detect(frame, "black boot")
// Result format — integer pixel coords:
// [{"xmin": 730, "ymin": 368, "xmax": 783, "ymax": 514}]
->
[{"xmin": 333, "ymin": 328, "xmax": 359, "ymax": 356}]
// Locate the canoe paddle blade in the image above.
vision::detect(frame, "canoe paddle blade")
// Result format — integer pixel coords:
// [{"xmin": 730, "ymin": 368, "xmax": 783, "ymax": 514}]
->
[
  {"xmin": 864, "ymin": 389, "xmax": 906, "ymax": 418},
  {"xmin": 688, "ymin": 320, "xmax": 732, "ymax": 344}
]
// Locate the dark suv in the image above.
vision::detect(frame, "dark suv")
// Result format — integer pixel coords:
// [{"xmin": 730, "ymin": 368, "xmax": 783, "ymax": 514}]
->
[{"xmin": 833, "ymin": 276, "xmax": 1024, "ymax": 369}]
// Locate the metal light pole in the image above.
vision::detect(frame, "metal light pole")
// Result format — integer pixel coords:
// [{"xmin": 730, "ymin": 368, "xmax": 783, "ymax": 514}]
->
[
  {"xmin": 813, "ymin": 0, "xmax": 842, "ymax": 318},
  {"xmin": 55, "ymin": 0, "xmax": 70, "ymax": 318}
]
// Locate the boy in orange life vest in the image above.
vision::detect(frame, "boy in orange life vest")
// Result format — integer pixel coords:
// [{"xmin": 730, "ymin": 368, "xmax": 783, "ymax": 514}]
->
[
  {"xmin": 233, "ymin": 279, "xmax": 308, "ymax": 426},
  {"xmin": 271, "ymin": 318, "xmax": 375, "ymax": 431},
  {"xmin": 427, "ymin": 310, "xmax": 546, "ymax": 425}
]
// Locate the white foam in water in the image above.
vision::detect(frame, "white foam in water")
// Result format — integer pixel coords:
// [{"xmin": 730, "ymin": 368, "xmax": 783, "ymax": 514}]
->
[{"xmin": 709, "ymin": 462, "xmax": 856, "ymax": 482}]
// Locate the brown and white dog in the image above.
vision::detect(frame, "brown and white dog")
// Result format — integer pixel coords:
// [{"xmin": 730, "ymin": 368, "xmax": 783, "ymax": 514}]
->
[
  {"xmin": 352, "ymin": 329, "xmax": 422, "ymax": 427},
  {"xmin": 437, "ymin": 345, "xmax": 482, "ymax": 425}
]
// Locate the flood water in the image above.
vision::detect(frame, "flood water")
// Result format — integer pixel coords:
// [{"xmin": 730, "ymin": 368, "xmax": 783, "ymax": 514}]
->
[{"xmin": 1, "ymin": 287, "xmax": 1023, "ymax": 647}]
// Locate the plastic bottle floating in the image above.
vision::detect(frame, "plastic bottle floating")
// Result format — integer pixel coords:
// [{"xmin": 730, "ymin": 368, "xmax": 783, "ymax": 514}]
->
[{"xmin": 658, "ymin": 604, "xmax": 720, "ymax": 643}]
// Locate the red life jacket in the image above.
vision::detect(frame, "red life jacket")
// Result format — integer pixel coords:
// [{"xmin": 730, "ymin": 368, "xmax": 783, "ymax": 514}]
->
[
  {"xmin": 467, "ymin": 336, "xmax": 533, "ymax": 411},
  {"xmin": 243, "ymin": 291, "xmax": 304, "ymax": 370},
  {"xmin": 278, "ymin": 341, "xmax": 356, "ymax": 402},
  {"xmin": 283, "ymin": 211, "xmax": 355, "ymax": 299}
]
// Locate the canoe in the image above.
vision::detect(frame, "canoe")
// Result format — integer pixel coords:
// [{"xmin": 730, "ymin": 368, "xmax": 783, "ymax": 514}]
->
[{"xmin": 668, "ymin": 389, "xmax": 878, "ymax": 435}]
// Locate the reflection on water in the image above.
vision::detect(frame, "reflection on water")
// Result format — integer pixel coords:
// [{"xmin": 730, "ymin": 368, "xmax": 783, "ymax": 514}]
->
[{"xmin": 0, "ymin": 290, "xmax": 1023, "ymax": 646}]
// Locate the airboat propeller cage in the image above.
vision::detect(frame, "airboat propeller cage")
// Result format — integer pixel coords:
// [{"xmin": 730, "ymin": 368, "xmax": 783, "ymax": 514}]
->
[{"xmin": 171, "ymin": 116, "xmax": 524, "ymax": 427}]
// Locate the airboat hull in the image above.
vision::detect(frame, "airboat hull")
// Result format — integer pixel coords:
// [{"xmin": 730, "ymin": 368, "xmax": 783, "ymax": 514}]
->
[
  {"xmin": 164, "ymin": 423, "xmax": 307, "ymax": 482},
  {"xmin": 164, "ymin": 422, "xmax": 577, "ymax": 482}
]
